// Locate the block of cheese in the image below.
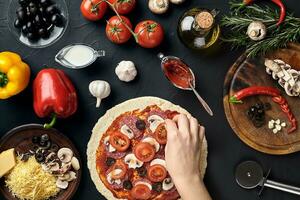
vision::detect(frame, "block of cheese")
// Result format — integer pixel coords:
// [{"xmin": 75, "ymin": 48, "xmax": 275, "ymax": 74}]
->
[{"xmin": 0, "ymin": 148, "xmax": 16, "ymax": 178}]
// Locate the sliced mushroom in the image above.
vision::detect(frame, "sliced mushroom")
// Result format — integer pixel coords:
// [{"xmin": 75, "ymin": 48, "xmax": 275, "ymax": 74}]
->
[
  {"xmin": 124, "ymin": 153, "xmax": 143, "ymax": 169},
  {"xmin": 57, "ymin": 148, "xmax": 73, "ymax": 163},
  {"xmin": 58, "ymin": 173, "xmax": 71, "ymax": 181},
  {"xmin": 60, "ymin": 162, "xmax": 72, "ymax": 174},
  {"xmin": 48, "ymin": 162, "xmax": 60, "ymax": 172},
  {"xmin": 120, "ymin": 124, "xmax": 134, "ymax": 139},
  {"xmin": 148, "ymin": 0, "xmax": 169, "ymax": 14},
  {"xmin": 66, "ymin": 171, "xmax": 77, "ymax": 182},
  {"xmin": 148, "ymin": 115, "xmax": 164, "ymax": 132},
  {"xmin": 56, "ymin": 179, "xmax": 69, "ymax": 189},
  {"xmin": 163, "ymin": 178, "xmax": 174, "ymax": 191},
  {"xmin": 71, "ymin": 157, "xmax": 80, "ymax": 171},
  {"xmin": 45, "ymin": 152, "xmax": 56, "ymax": 163}
]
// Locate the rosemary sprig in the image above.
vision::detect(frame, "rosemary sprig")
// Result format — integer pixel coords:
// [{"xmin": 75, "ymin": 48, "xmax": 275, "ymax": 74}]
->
[{"xmin": 221, "ymin": 0, "xmax": 300, "ymax": 57}]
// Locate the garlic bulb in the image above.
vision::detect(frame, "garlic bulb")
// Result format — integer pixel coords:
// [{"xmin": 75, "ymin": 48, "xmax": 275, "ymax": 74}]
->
[
  {"xmin": 247, "ymin": 21, "xmax": 267, "ymax": 41},
  {"xmin": 115, "ymin": 61, "xmax": 137, "ymax": 82},
  {"xmin": 89, "ymin": 80, "xmax": 111, "ymax": 108}
]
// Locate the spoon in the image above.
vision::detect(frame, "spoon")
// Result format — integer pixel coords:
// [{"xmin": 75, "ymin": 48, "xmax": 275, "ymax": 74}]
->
[
  {"xmin": 235, "ymin": 161, "xmax": 300, "ymax": 196},
  {"xmin": 158, "ymin": 53, "xmax": 213, "ymax": 116}
]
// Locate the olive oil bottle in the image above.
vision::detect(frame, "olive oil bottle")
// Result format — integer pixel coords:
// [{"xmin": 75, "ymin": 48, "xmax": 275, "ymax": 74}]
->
[{"xmin": 177, "ymin": 8, "xmax": 220, "ymax": 50}]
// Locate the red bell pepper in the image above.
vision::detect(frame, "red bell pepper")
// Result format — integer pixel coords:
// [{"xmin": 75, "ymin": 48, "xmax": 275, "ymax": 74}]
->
[{"xmin": 33, "ymin": 68, "xmax": 78, "ymax": 129}]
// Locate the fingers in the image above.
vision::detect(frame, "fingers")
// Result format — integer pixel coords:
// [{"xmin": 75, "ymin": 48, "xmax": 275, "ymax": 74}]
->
[
  {"xmin": 190, "ymin": 117, "xmax": 199, "ymax": 140},
  {"xmin": 174, "ymin": 114, "xmax": 190, "ymax": 138},
  {"xmin": 199, "ymin": 126, "xmax": 205, "ymax": 145},
  {"xmin": 165, "ymin": 119, "xmax": 178, "ymax": 142}
]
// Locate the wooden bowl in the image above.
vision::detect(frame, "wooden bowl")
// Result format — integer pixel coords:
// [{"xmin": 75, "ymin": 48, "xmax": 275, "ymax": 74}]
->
[{"xmin": 0, "ymin": 124, "xmax": 82, "ymax": 200}]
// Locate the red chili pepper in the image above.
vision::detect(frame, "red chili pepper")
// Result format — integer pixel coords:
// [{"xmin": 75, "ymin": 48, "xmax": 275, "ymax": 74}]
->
[
  {"xmin": 271, "ymin": 0, "xmax": 286, "ymax": 26},
  {"xmin": 238, "ymin": 0, "xmax": 286, "ymax": 26},
  {"xmin": 229, "ymin": 86, "xmax": 281, "ymax": 104},
  {"xmin": 33, "ymin": 68, "xmax": 78, "ymax": 129},
  {"xmin": 272, "ymin": 96, "xmax": 297, "ymax": 134}
]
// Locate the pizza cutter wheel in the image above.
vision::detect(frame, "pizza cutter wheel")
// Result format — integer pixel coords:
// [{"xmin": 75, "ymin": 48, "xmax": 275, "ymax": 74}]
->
[{"xmin": 235, "ymin": 161, "xmax": 300, "ymax": 196}]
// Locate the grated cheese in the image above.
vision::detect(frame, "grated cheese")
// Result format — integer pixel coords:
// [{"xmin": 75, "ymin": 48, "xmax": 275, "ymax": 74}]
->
[{"xmin": 5, "ymin": 156, "xmax": 60, "ymax": 200}]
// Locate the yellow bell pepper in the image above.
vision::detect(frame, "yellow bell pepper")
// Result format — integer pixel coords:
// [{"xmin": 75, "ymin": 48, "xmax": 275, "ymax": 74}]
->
[{"xmin": 0, "ymin": 51, "xmax": 30, "ymax": 99}]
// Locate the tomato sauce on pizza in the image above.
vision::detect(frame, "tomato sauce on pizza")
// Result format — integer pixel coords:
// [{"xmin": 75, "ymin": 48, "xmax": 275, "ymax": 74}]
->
[{"xmin": 95, "ymin": 105, "xmax": 179, "ymax": 200}]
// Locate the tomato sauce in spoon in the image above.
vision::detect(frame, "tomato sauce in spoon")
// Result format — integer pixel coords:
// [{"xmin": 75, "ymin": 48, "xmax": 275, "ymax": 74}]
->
[{"xmin": 162, "ymin": 58, "xmax": 194, "ymax": 89}]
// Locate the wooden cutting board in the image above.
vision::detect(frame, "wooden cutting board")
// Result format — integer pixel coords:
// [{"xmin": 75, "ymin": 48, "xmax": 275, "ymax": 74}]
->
[{"xmin": 223, "ymin": 43, "xmax": 300, "ymax": 155}]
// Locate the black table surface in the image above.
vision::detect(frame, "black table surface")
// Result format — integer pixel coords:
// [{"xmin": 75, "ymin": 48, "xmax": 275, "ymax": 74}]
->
[{"xmin": 1, "ymin": 0, "xmax": 300, "ymax": 200}]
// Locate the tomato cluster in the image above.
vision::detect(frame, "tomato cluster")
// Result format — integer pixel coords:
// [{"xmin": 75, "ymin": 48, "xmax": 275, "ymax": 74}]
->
[{"xmin": 80, "ymin": 0, "xmax": 164, "ymax": 48}]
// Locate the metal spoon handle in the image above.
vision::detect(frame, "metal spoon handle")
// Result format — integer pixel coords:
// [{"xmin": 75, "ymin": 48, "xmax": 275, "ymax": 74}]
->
[
  {"xmin": 189, "ymin": 83, "xmax": 213, "ymax": 116},
  {"xmin": 264, "ymin": 179, "xmax": 300, "ymax": 196}
]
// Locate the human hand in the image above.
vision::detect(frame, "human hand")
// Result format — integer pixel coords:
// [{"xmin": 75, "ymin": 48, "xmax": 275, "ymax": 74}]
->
[{"xmin": 165, "ymin": 114, "xmax": 211, "ymax": 200}]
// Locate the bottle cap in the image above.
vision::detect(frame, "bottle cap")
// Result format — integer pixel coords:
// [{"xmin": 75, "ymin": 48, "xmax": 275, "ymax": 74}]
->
[{"xmin": 195, "ymin": 11, "xmax": 214, "ymax": 30}]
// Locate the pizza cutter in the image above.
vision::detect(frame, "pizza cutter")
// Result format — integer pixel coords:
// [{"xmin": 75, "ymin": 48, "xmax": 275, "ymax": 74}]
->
[{"xmin": 235, "ymin": 161, "xmax": 300, "ymax": 196}]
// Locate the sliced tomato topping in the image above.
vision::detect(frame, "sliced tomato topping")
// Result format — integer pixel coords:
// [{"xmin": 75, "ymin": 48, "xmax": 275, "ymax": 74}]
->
[
  {"xmin": 109, "ymin": 131, "xmax": 130, "ymax": 152},
  {"xmin": 154, "ymin": 123, "xmax": 167, "ymax": 144},
  {"xmin": 110, "ymin": 160, "xmax": 127, "ymax": 179},
  {"xmin": 130, "ymin": 184, "xmax": 151, "ymax": 200},
  {"xmin": 134, "ymin": 142, "xmax": 155, "ymax": 162},
  {"xmin": 147, "ymin": 164, "xmax": 167, "ymax": 182}
]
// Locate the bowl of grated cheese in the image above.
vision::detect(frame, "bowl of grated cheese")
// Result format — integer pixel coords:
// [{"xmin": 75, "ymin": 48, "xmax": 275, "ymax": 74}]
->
[{"xmin": 0, "ymin": 124, "xmax": 82, "ymax": 200}]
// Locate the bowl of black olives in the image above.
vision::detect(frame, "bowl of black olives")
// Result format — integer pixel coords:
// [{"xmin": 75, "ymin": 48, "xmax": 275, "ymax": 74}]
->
[{"xmin": 8, "ymin": 0, "xmax": 69, "ymax": 48}]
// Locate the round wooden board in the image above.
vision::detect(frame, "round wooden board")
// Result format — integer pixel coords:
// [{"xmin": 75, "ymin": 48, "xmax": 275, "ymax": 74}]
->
[
  {"xmin": 0, "ymin": 124, "xmax": 82, "ymax": 200},
  {"xmin": 223, "ymin": 44, "xmax": 300, "ymax": 155}
]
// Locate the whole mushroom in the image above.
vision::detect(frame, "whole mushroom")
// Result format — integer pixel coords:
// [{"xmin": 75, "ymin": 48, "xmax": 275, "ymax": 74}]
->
[
  {"xmin": 115, "ymin": 61, "xmax": 137, "ymax": 82},
  {"xmin": 89, "ymin": 80, "xmax": 111, "ymax": 108},
  {"xmin": 170, "ymin": 0, "xmax": 185, "ymax": 4},
  {"xmin": 247, "ymin": 21, "xmax": 267, "ymax": 41},
  {"xmin": 148, "ymin": 0, "xmax": 169, "ymax": 14}
]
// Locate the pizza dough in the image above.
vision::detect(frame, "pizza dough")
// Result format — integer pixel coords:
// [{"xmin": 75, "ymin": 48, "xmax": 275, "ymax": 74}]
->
[{"xmin": 87, "ymin": 96, "xmax": 208, "ymax": 200}]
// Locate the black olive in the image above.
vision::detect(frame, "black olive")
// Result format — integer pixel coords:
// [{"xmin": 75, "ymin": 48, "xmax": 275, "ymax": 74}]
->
[
  {"xmin": 123, "ymin": 180, "xmax": 133, "ymax": 190},
  {"xmin": 29, "ymin": 6, "xmax": 38, "ymax": 16},
  {"xmin": 41, "ymin": 141, "xmax": 52, "ymax": 150},
  {"xmin": 33, "ymin": 145, "xmax": 40, "ymax": 152},
  {"xmin": 50, "ymin": 143, "xmax": 59, "ymax": 152},
  {"xmin": 17, "ymin": 9, "xmax": 27, "ymax": 21},
  {"xmin": 26, "ymin": 21, "xmax": 35, "ymax": 32},
  {"xmin": 14, "ymin": 19, "xmax": 23, "ymax": 28},
  {"xmin": 32, "ymin": 135, "xmax": 40, "ymax": 144},
  {"xmin": 19, "ymin": 0, "xmax": 29, "ymax": 7},
  {"xmin": 21, "ymin": 25, "xmax": 28, "ymax": 34},
  {"xmin": 249, "ymin": 106, "xmax": 257, "ymax": 113},
  {"xmin": 41, "ymin": 134, "xmax": 49, "ymax": 142},
  {"xmin": 136, "ymin": 119, "xmax": 146, "ymax": 131},
  {"xmin": 137, "ymin": 167, "xmax": 147, "ymax": 177},
  {"xmin": 46, "ymin": 5, "xmax": 58, "ymax": 15},
  {"xmin": 152, "ymin": 182, "xmax": 162, "ymax": 193},
  {"xmin": 264, "ymin": 103, "xmax": 271, "ymax": 110},
  {"xmin": 255, "ymin": 103, "xmax": 264, "ymax": 110},
  {"xmin": 40, "ymin": 0, "xmax": 53, "ymax": 7},
  {"xmin": 38, "ymin": 28, "xmax": 50, "ymax": 38},
  {"xmin": 21, "ymin": 153, "xmax": 30, "ymax": 161},
  {"xmin": 39, "ymin": 139, "xmax": 47, "ymax": 147},
  {"xmin": 35, "ymin": 152, "xmax": 45, "ymax": 163},
  {"xmin": 106, "ymin": 157, "xmax": 116, "ymax": 167},
  {"xmin": 51, "ymin": 13, "xmax": 63, "ymax": 27},
  {"xmin": 246, "ymin": 110, "xmax": 254, "ymax": 119}
]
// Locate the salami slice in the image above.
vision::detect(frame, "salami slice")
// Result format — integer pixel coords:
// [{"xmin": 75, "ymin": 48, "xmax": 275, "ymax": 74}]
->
[{"xmin": 119, "ymin": 115, "xmax": 143, "ymax": 138}]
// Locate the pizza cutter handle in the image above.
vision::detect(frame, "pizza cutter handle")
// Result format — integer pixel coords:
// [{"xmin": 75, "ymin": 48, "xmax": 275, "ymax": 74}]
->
[{"xmin": 265, "ymin": 179, "xmax": 300, "ymax": 196}]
